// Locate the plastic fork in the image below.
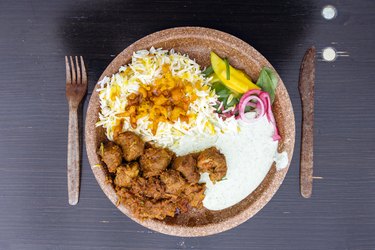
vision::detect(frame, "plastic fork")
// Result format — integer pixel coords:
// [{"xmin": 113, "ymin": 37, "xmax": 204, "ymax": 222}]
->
[{"xmin": 65, "ymin": 56, "xmax": 87, "ymax": 205}]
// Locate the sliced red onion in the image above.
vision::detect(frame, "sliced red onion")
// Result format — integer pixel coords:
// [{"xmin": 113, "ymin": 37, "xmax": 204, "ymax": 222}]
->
[
  {"xmin": 246, "ymin": 102, "xmax": 256, "ymax": 108},
  {"xmin": 272, "ymin": 127, "xmax": 281, "ymax": 141},
  {"xmin": 259, "ymin": 92, "xmax": 271, "ymax": 122},
  {"xmin": 216, "ymin": 88, "xmax": 281, "ymax": 141},
  {"xmin": 238, "ymin": 95, "xmax": 265, "ymax": 123},
  {"xmin": 239, "ymin": 90, "xmax": 281, "ymax": 141},
  {"xmin": 258, "ymin": 92, "xmax": 280, "ymax": 140},
  {"xmin": 241, "ymin": 89, "xmax": 262, "ymax": 100}
]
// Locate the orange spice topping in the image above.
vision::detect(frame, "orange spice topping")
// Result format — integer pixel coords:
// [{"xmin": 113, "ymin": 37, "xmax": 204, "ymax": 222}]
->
[{"xmin": 121, "ymin": 65, "xmax": 199, "ymax": 135}]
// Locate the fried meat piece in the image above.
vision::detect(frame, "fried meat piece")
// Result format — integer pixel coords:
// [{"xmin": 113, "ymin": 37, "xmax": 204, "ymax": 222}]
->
[
  {"xmin": 114, "ymin": 131, "xmax": 145, "ymax": 161},
  {"xmin": 116, "ymin": 188, "xmax": 177, "ymax": 220},
  {"xmin": 197, "ymin": 147, "xmax": 227, "ymax": 182},
  {"xmin": 139, "ymin": 147, "xmax": 173, "ymax": 177},
  {"xmin": 172, "ymin": 154, "xmax": 200, "ymax": 184},
  {"xmin": 114, "ymin": 162, "xmax": 139, "ymax": 187},
  {"xmin": 141, "ymin": 199, "xmax": 177, "ymax": 220},
  {"xmin": 101, "ymin": 142, "xmax": 122, "ymax": 173},
  {"xmin": 160, "ymin": 169, "xmax": 187, "ymax": 196},
  {"xmin": 130, "ymin": 176, "xmax": 166, "ymax": 200},
  {"xmin": 184, "ymin": 183, "xmax": 205, "ymax": 208},
  {"xmin": 109, "ymin": 141, "xmax": 229, "ymax": 220}
]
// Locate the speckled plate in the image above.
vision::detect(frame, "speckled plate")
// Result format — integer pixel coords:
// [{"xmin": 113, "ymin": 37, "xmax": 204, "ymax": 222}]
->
[{"xmin": 85, "ymin": 27, "xmax": 295, "ymax": 237}]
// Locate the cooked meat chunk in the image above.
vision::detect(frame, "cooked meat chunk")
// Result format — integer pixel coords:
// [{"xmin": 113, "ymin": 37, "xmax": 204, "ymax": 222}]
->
[
  {"xmin": 116, "ymin": 188, "xmax": 177, "ymax": 220},
  {"xmin": 175, "ymin": 198, "xmax": 190, "ymax": 214},
  {"xmin": 114, "ymin": 162, "xmax": 139, "ymax": 187},
  {"xmin": 172, "ymin": 154, "xmax": 200, "ymax": 183},
  {"xmin": 197, "ymin": 147, "xmax": 227, "ymax": 182},
  {"xmin": 184, "ymin": 183, "xmax": 205, "ymax": 208},
  {"xmin": 116, "ymin": 188, "xmax": 141, "ymax": 215},
  {"xmin": 114, "ymin": 131, "xmax": 144, "ymax": 161},
  {"xmin": 140, "ymin": 148, "xmax": 173, "ymax": 177},
  {"xmin": 130, "ymin": 176, "xmax": 166, "ymax": 200},
  {"xmin": 100, "ymin": 135, "xmax": 228, "ymax": 220},
  {"xmin": 101, "ymin": 142, "xmax": 122, "ymax": 173},
  {"xmin": 160, "ymin": 169, "xmax": 186, "ymax": 195},
  {"xmin": 141, "ymin": 199, "xmax": 177, "ymax": 220}
]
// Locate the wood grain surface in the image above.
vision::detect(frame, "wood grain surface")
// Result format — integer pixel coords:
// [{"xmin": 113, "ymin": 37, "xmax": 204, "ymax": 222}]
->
[{"xmin": 0, "ymin": 0, "xmax": 374, "ymax": 249}]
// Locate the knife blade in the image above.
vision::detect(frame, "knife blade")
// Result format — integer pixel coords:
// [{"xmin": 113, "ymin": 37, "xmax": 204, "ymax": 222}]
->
[{"xmin": 298, "ymin": 47, "xmax": 316, "ymax": 198}]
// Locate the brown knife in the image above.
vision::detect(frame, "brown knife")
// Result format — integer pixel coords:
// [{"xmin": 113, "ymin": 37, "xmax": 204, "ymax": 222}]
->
[{"xmin": 298, "ymin": 47, "xmax": 316, "ymax": 198}]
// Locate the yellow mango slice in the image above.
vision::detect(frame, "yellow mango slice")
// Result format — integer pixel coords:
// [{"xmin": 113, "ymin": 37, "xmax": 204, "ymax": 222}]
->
[{"xmin": 210, "ymin": 51, "xmax": 260, "ymax": 93}]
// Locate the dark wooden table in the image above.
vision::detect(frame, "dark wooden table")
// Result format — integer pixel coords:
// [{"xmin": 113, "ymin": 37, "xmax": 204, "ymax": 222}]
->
[{"xmin": 1, "ymin": 0, "xmax": 374, "ymax": 249}]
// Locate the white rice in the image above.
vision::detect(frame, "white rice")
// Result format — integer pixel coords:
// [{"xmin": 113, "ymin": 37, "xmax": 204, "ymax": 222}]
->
[{"xmin": 96, "ymin": 47, "xmax": 239, "ymax": 149}]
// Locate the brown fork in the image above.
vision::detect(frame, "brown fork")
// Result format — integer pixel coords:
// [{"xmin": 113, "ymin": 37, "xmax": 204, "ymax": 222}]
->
[{"xmin": 65, "ymin": 56, "xmax": 87, "ymax": 205}]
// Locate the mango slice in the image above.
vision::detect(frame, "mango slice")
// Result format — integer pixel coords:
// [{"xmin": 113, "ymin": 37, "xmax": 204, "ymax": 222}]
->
[{"xmin": 210, "ymin": 51, "xmax": 260, "ymax": 93}]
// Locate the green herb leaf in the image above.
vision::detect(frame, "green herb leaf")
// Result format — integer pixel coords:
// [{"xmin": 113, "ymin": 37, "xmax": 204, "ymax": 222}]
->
[
  {"xmin": 211, "ymin": 81, "xmax": 239, "ymax": 110},
  {"xmin": 227, "ymin": 95, "xmax": 239, "ymax": 107},
  {"xmin": 202, "ymin": 65, "xmax": 214, "ymax": 77},
  {"xmin": 212, "ymin": 82, "xmax": 231, "ymax": 98},
  {"xmin": 256, "ymin": 67, "xmax": 278, "ymax": 103},
  {"xmin": 224, "ymin": 58, "xmax": 230, "ymax": 80}
]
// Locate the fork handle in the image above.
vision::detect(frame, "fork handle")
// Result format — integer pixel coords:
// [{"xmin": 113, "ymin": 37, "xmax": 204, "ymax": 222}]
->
[{"xmin": 67, "ymin": 107, "xmax": 80, "ymax": 205}]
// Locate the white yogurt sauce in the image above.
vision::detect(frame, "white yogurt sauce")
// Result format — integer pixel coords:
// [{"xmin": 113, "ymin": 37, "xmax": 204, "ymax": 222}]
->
[{"xmin": 170, "ymin": 113, "xmax": 288, "ymax": 211}]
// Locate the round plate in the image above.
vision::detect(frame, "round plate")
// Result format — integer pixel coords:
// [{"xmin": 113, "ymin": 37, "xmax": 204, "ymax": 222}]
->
[{"xmin": 85, "ymin": 27, "xmax": 295, "ymax": 237}]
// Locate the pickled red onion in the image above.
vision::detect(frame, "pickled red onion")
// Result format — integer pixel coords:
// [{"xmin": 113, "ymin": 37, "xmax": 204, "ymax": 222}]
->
[
  {"xmin": 238, "ymin": 95, "xmax": 265, "ymax": 123},
  {"xmin": 238, "ymin": 90, "xmax": 281, "ymax": 141}
]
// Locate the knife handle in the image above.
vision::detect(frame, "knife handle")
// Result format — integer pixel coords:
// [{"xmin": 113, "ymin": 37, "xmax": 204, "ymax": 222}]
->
[{"xmin": 300, "ymin": 92, "xmax": 314, "ymax": 198}]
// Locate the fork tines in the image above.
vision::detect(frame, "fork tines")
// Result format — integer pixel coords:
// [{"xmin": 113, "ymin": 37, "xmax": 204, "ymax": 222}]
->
[{"xmin": 65, "ymin": 56, "xmax": 87, "ymax": 85}]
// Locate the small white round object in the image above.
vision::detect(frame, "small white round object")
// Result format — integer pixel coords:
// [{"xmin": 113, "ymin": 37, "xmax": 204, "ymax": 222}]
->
[
  {"xmin": 322, "ymin": 47, "xmax": 337, "ymax": 61},
  {"xmin": 322, "ymin": 5, "xmax": 337, "ymax": 20}
]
